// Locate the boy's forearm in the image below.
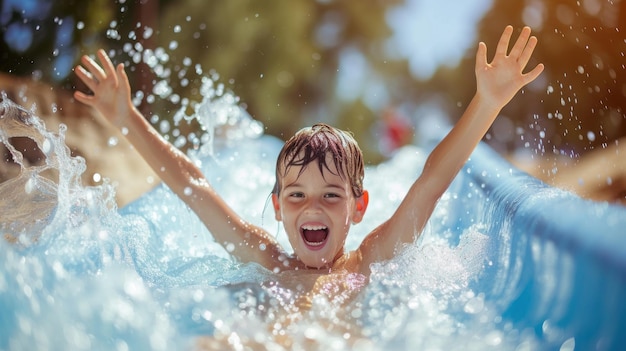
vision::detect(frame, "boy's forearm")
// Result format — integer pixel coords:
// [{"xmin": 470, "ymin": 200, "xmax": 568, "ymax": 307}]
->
[
  {"xmin": 100, "ymin": 101, "xmax": 214, "ymax": 217},
  {"xmin": 421, "ymin": 93, "xmax": 501, "ymax": 196},
  {"xmin": 119, "ymin": 106, "xmax": 201, "ymax": 194}
]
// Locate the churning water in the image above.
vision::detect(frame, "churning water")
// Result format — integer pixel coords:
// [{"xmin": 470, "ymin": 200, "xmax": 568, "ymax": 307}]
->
[
  {"xmin": 3, "ymin": 79, "xmax": 625, "ymax": 349},
  {"xmin": 0, "ymin": 84, "xmax": 538, "ymax": 350}
]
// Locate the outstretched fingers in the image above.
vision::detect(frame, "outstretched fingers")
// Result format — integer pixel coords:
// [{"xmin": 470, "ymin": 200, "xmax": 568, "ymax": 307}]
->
[
  {"xmin": 75, "ymin": 50, "xmax": 119, "ymax": 92},
  {"xmin": 518, "ymin": 35, "xmax": 538, "ymax": 69},
  {"xmin": 79, "ymin": 54, "xmax": 106, "ymax": 84},
  {"xmin": 522, "ymin": 62, "xmax": 545, "ymax": 85},
  {"xmin": 474, "ymin": 25, "xmax": 544, "ymax": 106},
  {"xmin": 74, "ymin": 65, "xmax": 98, "ymax": 92},
  {"xmin": 115, "ymin": 62, "xmax": 132, "ymax": 97},
  {"xmin": 508, "ymin": 26, "xmax": 532, "ymax": 59},
  {"xmin": 495, "ymin": 25, "xmax": 514, "ymax": 57},
  {"xmin": 511, "ymin": 27, "xmax": 543, "ymax": 81},
  {"xmin": 96, "ymin": 49, "xmax": 117, "ymax": 80},
  {"xmin": 73, "ymin": 89, "xmax": 93, "ymax": 105},
  {"xmin": 73, "ymin": 49, "xmax": 128, "ymax": 111},
  {"xmin": 475, "ymin": 41, "xmax": 488, "ymax": 72}
]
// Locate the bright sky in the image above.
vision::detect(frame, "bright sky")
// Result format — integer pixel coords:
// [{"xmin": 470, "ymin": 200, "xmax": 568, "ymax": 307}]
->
[
  {"xmin": 336, "ymin": 0, "xmax": 493, "ymax": 108},
  {"xmin": 386, "ymin": 0, "xmax": 493, "ymax": 79}
]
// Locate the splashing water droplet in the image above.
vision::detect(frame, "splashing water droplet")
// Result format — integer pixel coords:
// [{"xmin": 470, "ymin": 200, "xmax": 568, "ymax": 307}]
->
[
  {"xmin": 108, "ymin": 136, "xmax": 119, "ymax": 147},
  {"xmin": 153, "ymin": 80, "xmax": 172, "ymax": 98},
  {"xmin": 587, "ymin": 131, "xmax": 596, "ymax": 141},
  {"xmin": 143, "ymin": 27, "xmax": 153, "ymax": 39},
  {"xmin": 24, "ymin": 177, "xmax": 35, "ymax": 194},
  {"xmin": 42, "ymin": 138, "xmax": 52, "ymax": 154},
  {"xmin": 560, "ymin": 337, "xmax": 575, "ymax": 351}
]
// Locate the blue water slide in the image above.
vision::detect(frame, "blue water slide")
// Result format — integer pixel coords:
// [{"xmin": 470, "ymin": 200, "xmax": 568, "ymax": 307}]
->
[{"xmin": 446, "ymin": 142, "xmax": 626, "ymax": 350}]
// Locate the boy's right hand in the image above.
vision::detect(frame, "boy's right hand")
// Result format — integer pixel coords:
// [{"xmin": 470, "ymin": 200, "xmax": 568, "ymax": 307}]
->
[{"xmin": 74, "ymin": 50, "xmax": 134, "ymax": 129}]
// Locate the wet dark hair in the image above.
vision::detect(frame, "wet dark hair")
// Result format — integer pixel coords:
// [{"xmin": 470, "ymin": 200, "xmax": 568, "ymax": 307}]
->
[{"xmin": 272, "ymin": 123, "xmax": 364, "ymax": 197}]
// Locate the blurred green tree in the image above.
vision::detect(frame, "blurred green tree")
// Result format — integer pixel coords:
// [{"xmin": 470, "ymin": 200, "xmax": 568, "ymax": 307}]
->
[
  {"xmin": 3, "ymin": 0, "xmax": 623, "ymax": 164},
  {"xmin": 154, "ymin": 0, "xmax": 408, "ymax": 163}
]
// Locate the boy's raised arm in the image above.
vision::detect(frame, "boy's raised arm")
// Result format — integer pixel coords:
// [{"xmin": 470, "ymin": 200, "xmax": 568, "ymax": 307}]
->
[
  {"xmin": 74, "ymin": 50, "xmax": 285, "ymax": 269},
  {"xmin": 359, "ymin": 26, "xmax": 544, "ymax": 267}
]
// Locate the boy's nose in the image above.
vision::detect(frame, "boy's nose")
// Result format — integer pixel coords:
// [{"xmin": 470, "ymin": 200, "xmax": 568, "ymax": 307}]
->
[{"xmin": 303, "ymin": 199, "xmax": 322, "ymax": 213}]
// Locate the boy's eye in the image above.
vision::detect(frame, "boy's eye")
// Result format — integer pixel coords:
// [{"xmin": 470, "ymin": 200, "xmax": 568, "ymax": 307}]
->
[
  {"xmin": 324, "ymin": 193, "xmax": 340, "ymax": 198},
  {"xmin": 289, "ymin": 192, "xmax": 304, "ymax": 198}
]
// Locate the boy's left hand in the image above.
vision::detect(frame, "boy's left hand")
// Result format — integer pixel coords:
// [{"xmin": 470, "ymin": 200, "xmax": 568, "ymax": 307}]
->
[{"xmin": 475, "ymin": 25, "xmax": 544, "ymax": 109}]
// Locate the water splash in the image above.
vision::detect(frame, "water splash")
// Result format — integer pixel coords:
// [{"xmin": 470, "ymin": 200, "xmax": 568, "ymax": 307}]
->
[
  {"xmin": 173, "ymin": 76, "xmax": 264, "ymax": 158},
  {"xmin": 0, "ymin": 86, "xmax": 537, "ymax": 349},
  {"xmin": 0, "ymin": 93, "xmax": 117, "ymax": 247},
  {"xmin": 120, "ymin": 38, "xmax": 263, "ymax": 159},
  {"xmin": 0, "ymin": 92, "xmax": 186, "ymax": 350}
]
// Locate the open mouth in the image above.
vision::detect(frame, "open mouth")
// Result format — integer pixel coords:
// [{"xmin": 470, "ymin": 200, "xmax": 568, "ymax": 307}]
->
[{"xmin": 300, "ymin": 224, "xmax": 329, "ymax": 250}]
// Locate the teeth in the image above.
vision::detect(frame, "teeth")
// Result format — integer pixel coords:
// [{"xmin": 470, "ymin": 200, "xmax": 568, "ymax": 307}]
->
[
  {"xmin": 301, "ymin": 225, "xmax": 327, "ymax": 230},
  {"xmin": 304, "ymin": 239, "xmax": 325, "ymax": 246}
]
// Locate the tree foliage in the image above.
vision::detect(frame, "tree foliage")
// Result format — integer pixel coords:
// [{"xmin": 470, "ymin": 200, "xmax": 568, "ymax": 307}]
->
[
  {"xmin": 155, "ymin": 0, "xmax": 406, "ymax": 160},
  {"xmin": 426, "ymin": 0, "xmax": 626, "ymax": 157},
  {"xmin": 1, "ymin": 0, "xmax": 624, "ymax": 162}
]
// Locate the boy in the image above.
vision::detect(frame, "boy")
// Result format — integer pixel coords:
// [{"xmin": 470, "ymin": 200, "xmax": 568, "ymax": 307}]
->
[{"xmin": 74, "ymin": 25, "xmax": 543, "ymax": 279}]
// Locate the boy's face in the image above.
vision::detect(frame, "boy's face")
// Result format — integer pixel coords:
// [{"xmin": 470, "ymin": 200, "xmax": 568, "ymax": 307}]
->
[{"xmin": 272, "ymin": 154, "xmax": 368, "ymax": 269}]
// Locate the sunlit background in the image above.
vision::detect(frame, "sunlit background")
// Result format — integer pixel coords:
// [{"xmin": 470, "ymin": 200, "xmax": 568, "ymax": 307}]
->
[
  {"xmin": 0, "ymin": 4, "xmax": 625, "ymax": 349},
  {"xmin": 1, "ymin": 0, "xmax": 624, "ymax": 165}
]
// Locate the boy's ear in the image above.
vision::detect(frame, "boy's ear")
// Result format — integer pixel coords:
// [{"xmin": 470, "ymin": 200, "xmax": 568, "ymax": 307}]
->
[
  {"xmin": 352, "ymin": 190, "xmax": 369, "ymax": 224},
  {"xmin": 271, "ymin": 193, "xmax": 282, "ymax": 221}
]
